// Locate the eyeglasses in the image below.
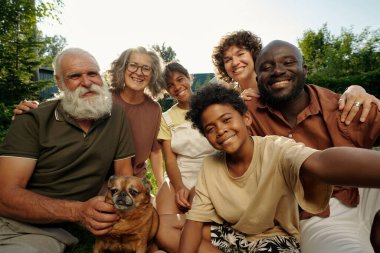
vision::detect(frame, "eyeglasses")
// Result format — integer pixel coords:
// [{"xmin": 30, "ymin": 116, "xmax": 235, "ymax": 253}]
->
[{"xmin": 126, "ymin": 62, "xmax": 152, "ymax": 75}]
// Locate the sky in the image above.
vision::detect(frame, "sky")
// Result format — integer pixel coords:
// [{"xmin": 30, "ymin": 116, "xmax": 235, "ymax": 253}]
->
[{"xmin": 39, "ymin": 0, "xmax": 380, "ymax": 74}]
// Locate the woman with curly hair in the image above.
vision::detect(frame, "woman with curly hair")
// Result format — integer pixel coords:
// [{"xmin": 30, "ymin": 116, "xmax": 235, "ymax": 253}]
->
[
  {"xmin": 212, "ymin": 30, "xmax": 380, "ymax": 124},
  {"xmin": 212, "ymin": 30, "xmax": 262, "ymax": 93},
  {"xmin": 107, "ymin": 46, "xmax": 165, "ymax": 183}
]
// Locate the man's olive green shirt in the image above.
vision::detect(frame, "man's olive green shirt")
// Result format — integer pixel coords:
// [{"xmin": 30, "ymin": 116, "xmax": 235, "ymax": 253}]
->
[{"xmin": 0, "ymin": 99, "xmax": 135, "ymax": 201}]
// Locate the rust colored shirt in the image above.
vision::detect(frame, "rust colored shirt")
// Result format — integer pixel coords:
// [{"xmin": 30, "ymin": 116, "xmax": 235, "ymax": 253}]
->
[
  {"xmin": 112, "ymin": 91, "xmax": 162, "ymax": 177},
  {"xmin": 246, "ymin": 84, "xmax": 380, "ymax": 219}
]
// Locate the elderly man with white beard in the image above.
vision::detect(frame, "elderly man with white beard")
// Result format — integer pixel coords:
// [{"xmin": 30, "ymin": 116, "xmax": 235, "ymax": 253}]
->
[{"xmin": 0, "ymin": 48, "xmax": 135, "ymax": 253}]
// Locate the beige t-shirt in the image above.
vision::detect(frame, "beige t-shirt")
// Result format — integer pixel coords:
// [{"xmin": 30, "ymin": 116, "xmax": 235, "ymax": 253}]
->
[{"xmin": 187, "ymin": 135, "xmax": 332, "ymax": 241}]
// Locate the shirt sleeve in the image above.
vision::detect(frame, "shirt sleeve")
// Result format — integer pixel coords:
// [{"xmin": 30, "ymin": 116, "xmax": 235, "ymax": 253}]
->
[
  {"xmin": 157, "ymin": 114, "xmax": 172, "ymax": 141},
  {"xmin": 0, "ymin": 113, "xmax": 39, "ymax": 159},
  {"xmin": 114, "ymin": 107, "xmax": 135, "ymax": 160},
  {"xmin": 151, "ymin": 106, "xmax": 162, "ymax": 151},
  {"xmin": 345, "ymin": 104, "xmax": 380, "ymax": 148},
  {"xmin": 279, "ymin": 137, "xmax": 332, "ymax": 214}
]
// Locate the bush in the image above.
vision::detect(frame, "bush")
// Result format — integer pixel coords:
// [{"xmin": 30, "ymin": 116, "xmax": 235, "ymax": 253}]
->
[
  {"xmin": 0, "ymin": 103, "xmax": 13, "ymax": 142},
  {"xmin": 307, "ymin": 68, "xmax": 380, "ymax": 98}
]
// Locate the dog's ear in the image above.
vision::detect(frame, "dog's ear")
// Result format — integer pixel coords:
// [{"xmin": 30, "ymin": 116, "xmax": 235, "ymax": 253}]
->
[
  {"xmin": 142, "ymin": 177, "xmax": 152, "ymax": 193},
  {"xmin": 108, "ymin": 175, "xmax": 117, "ymax": 188}
]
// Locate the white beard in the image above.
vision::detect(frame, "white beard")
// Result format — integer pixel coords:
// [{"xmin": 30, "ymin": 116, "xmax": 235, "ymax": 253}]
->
[{"xmin": 60, "ymin": 84, "xmax": 112, "ymax": 120}]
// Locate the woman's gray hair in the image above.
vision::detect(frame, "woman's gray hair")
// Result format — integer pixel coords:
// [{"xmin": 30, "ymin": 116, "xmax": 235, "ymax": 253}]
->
[
  {"xmin": 53, "ymin": 48, "xmax": 99, "ymax": 78},
  {"xmin": 107, "ymin": 46, "xmax": 165, "ymax": 98}
]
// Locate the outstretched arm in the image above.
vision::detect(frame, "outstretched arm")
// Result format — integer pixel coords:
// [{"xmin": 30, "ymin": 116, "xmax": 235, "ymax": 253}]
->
[
  {"xmin": 339, "ymin": 85, "xmax": 380, "ymax": 125},
  {"xmin": 0, "ymin": 157, "xmax": 119, "ymax": 235},
  {"xmin": 301, "ymin": 147, "xmax": 380, "ymax": 188}
]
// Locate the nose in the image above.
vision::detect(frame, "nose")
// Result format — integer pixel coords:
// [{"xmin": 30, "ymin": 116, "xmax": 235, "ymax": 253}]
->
[
  {"xmin": 172, "ymin": 82, "xmax": 181, "ymax": 91},
  {"xmin": 80, "ymin": 74, "xmax": 92, "ymax": 87},
  {"xmin": 136, "ymin": 66, "xmax": 145, "ymax": 75},
  {"xmin": 231, "ymin": 56, "xmax": 239, "ymax": 66},
  {"xmin": 215, "ymin": 123, "xmax": 226, "ymax": 136},
  {"xmin": 273, "ymin": 63, "xmax": 286, "ymax": 76}
]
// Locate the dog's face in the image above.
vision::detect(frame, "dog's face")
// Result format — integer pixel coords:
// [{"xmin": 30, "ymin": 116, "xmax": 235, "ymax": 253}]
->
[
  {"xmin": 106, "ymin": 175, "xmax": 151, "ymax": 212},
  {"xmin": 94, "ymin": 175, "xmax": 159, "ymax": 253}
]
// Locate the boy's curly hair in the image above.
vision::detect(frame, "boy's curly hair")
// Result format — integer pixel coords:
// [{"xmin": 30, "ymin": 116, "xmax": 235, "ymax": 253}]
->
[
  {"xmin": 186, "ymin": 83, "xmax": 248, "ymax": 134},
  {"xmin": 212, "ymin": 30, "xmax": 262, "ymax": 84}
]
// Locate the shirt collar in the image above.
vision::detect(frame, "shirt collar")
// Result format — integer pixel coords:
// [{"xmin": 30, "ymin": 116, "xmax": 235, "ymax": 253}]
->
[{"xmin": 257, "ymin": 84, "xmax": 322, "ymax": 116}]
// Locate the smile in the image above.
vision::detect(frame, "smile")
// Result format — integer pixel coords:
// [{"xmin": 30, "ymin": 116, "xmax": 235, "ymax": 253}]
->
[
  {"xmin": 270, "ymin": 80, "xmax": 291, "ymax": 88},
  {"xmin": 217, "ymin": 134, "xmax": 235, "ymax": 145},
  {"xmin": 233, "ymin": 66, "xmax": 245, "ymax": 75},
  {"xmin": 131, "ymin": 76, "xmax": 145, "ymax": 83},
  {"xmin": 176, "ymin": 89, "xmax": 187, "ymax": 97}
]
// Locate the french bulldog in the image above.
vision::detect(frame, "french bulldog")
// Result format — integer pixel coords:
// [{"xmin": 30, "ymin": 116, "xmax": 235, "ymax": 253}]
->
[{"xmin": 93, "ymin": 175, "xmax": 159, "ymax": 253}]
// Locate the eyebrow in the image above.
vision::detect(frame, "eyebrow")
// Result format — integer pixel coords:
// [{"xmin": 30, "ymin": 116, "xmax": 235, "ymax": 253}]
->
[
  {"xmin": 65, "ymin": 71, "xmax": 99, "ymax": 78},
  {"xmin": 203, "ymin": 112, "xmax": 231, "ymax": 128}
]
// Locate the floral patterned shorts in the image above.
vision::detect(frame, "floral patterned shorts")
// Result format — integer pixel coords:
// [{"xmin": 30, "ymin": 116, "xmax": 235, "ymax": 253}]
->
[{"xmin": 210, "ymin": 223, "xmax": 300, "ymax": 253}]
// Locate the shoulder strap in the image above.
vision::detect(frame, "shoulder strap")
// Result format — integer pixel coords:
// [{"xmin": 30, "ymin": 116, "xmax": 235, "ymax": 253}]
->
[{"xmin": 162, "ymin": 111, "xmax": 174, "ymax": 128}]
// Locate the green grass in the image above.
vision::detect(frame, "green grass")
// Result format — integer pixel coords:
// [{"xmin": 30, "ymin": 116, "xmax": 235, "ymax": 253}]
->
[{"xmin": 64, "ymin": 225, "xmax": 95, "ymax": 253}]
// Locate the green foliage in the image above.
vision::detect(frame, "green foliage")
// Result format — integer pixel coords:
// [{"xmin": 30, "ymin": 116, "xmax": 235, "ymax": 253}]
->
[
  {"xmin": 39, "ymin": 34, "xmax": 67, "ymax": 67},
  {"xmin": 0, "ymin": 0, "xmax": 63, "ymax": 135},
  {"xmin": 298, "ymin": 24, "xmax": 380, "ymax": 97},
  {"xmin": 158, "ymin": 93, "xmax": 176, "ymax": 112},
  {"xmin": 298, "ymin": 24, "xmax": 380, "ymax": 78},
  {"xmin": 64, "ymin": 224, "xmax": 95, "ymax": 253},
  {"xmin": 192, "ymin": 73, "xmax": 214, "ymax": 91},
  {"xmin": 152, "ymin": 43, "xmax": 177, "ymax": 63},
  {"xmin": 0, "ymin": 102, "xmax": 12, "ymax": 142},
  {"xmin": 307, "ymin": 68, "xmax": 380, "ymax": 97}
]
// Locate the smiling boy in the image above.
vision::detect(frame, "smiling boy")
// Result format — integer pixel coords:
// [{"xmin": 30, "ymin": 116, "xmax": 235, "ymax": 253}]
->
[{"xmin": 179, "ymin": 84, "xmax": 380, "ymax": 253}]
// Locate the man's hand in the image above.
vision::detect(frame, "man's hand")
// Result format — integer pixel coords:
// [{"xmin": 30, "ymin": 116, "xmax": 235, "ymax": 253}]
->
[{"xmin": 76, "ymin": 196, "xmax": 120, "ymax": 236}]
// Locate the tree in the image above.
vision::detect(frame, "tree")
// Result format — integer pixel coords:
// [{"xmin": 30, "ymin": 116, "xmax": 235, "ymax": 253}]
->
[
  {"xmin": 39, "ymin": 34, "xmax": 67, "ymax": 68},
  {"xmin": 298, "ymin": 24, "xmax": 380, "ymax": 78},
  {"xmin": 297, "ymin": 24, "xmax": 380, "ymax": 97},
  {"xmin": 0, "ymin": 0, "xmax": 63, "ymax": 140},
  {"xmin": 152, "ymin": 43, "xmax": 177, "ymax": 63}
]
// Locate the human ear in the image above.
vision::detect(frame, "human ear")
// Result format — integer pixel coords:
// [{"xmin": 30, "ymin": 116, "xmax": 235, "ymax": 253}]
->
[
  {"xmin": 303, "ymin": 64, "xmax": 308, "ymax": 79},
  {"xmin": 243, "ymin": 111, "xmax": 253, "ymax": 126}
]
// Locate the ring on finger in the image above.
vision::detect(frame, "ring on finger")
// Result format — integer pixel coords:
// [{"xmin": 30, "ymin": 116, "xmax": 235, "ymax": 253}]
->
[{"xmin": 353, "ymin": 101, "xmax": 361, "ymax": 107}]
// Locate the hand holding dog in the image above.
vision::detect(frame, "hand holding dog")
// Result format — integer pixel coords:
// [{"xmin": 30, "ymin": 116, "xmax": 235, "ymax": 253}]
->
[
  {"xmin": 76, "ymin": 196, "xmax": 120, "ymax": 236},
  {"xmin": 93, "ymin": 175, "xmax": 159, "ymax": 253}
]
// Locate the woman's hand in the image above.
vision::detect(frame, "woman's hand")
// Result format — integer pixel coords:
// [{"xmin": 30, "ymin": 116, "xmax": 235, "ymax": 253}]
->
[
  {"xmin": 12, "ymin": 100, "xmax": 39, "ymax": 120},
  {"xmin": 339, "ymin": 85, "xmax": 380, "ymax": 125},
  {"xmin": 240, "ymin": 88, "xmax": 260, "ymax": 101}
]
